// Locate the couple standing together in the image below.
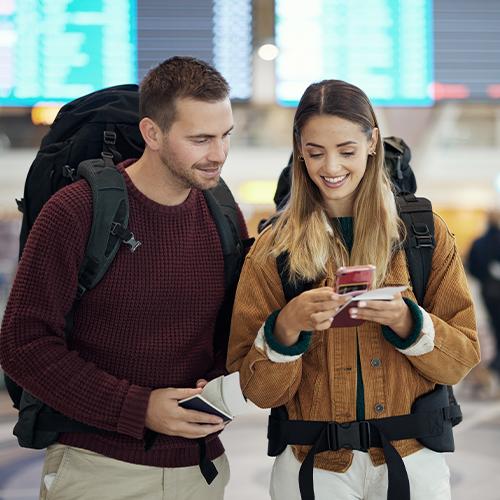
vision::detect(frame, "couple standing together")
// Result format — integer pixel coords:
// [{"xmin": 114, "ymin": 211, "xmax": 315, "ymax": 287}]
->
[{"xmin": 0, "ymin": 56, "xmax": 479, "ymax": 500}]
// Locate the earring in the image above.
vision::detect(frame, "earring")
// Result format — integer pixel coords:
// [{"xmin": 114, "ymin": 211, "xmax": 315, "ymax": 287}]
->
[
  {"xmin": 298, "ymin": 155, "xmax": 304, "ymax": 161},
  {"xmin": 369, "ymin": 150, "xmax": 377, "ymax": 156}
]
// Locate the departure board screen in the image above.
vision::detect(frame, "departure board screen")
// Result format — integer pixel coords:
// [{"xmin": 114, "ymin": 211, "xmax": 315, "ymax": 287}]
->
[
  {"xmin": 137, "ymin": 0, "xmax": 252, "ymax": 101},
  {"xmin": 0, "ymin": 0, "xmax": 252, "ymax": 106},
  {"xmin": 433, "ymin": 0, "xmax": 500, "ymax": 101},
  {"xmin": 0, "ymin": 0, "xmax": 137, "ymax": 106},
  {"xmin": 275, "ymin": 0, "xmax": 434, "ymax": 107}
]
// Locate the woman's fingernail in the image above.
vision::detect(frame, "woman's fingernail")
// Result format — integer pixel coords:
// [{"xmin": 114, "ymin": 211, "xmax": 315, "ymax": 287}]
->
[
  {"xmin": 358, "ymin": 302, "xmax": 366, "ymax": 308},
  {"xmin": 350, "ymin": 309, "xmax": 358, "ymax": 317}
]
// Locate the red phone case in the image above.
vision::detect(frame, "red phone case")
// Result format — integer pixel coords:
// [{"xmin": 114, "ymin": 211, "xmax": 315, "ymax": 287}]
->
[{"xmin": 333, "ymin": 265, "xmax": 375, "ymax": 327}]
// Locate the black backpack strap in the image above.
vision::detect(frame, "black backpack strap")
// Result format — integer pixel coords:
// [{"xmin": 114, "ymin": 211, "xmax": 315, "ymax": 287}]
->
[
  {"xmin": 174, "ymin": 181, "xmax": 248, "ymax": 484},
  {"xmin": 76, "ymin": 158, "xmax": 131, "ymax": 297},
  {"xmin": 397, "ymin": 195, "xmax": 462, "ymax": 427},
  {"xmin": 102, "ymin": 124, "xmax": 122, "ymax": 163},
  {"xmin": 396, "ymin": 194, "xmax": 435, "ymax": 304},
  {"xmin": 204, "ymin": 178, "xmax": 249, "ymax": 289},
  {"xmin": 64, "ymin": 158, "xmax": 135, "ymax": 341}
]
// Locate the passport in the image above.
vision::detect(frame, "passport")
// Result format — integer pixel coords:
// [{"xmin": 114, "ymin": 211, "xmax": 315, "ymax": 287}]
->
[{"xmin": 178, "ymin": 372, "xmax": 247, "ymax": 422}]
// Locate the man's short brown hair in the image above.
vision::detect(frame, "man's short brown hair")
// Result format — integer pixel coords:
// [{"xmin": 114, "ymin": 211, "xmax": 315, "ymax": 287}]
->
[{"xmin": 139, "ymin": 56, "xmax": 230, "ymax": 131}]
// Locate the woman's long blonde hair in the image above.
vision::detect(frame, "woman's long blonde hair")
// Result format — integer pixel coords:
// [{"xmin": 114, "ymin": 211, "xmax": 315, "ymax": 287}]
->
[{"xmin": 256, "ymin": 80, "xmax": 403, "ymax": 287}]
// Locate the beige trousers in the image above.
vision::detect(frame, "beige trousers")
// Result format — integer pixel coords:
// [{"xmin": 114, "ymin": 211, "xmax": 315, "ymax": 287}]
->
[{"xmin": 39, "ymin": 444, "xmax": 230, "ymax": 500}]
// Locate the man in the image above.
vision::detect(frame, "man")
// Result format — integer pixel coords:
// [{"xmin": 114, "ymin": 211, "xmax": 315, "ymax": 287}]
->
[{"xmin": 0, "ymin": 56, "xmax": 247, "ymax": 499}]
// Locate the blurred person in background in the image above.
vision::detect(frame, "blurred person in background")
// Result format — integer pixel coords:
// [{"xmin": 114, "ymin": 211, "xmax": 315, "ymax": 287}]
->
[
  {"xmin": 227, "ymin": 79, "xmax": 479, "ymax": 500},
  {"xmin": 467, "ymin": 207, "xmax": 500, "ymax": 384}
]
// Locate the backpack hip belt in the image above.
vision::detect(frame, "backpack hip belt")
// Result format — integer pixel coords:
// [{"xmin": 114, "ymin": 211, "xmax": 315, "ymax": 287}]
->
[{"xmin": 267, "ymin": 385, "xmax": 461, "ymax": 500}]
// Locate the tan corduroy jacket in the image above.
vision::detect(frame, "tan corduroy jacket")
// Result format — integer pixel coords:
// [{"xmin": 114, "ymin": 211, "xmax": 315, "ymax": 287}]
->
[{"xmin": 227, "ymin": 214, "xmax": 480, "ymax": 473}]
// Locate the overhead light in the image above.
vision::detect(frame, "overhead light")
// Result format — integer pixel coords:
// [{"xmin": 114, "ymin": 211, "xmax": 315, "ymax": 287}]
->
[{"xmin": 257, "ymin": 43, "xmax": 279, "ymax": 61}]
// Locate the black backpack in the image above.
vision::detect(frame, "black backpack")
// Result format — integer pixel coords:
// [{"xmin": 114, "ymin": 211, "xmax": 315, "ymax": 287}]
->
[{"xmin": 7, "ymin": 84, "xmax": 247, "ymax": 451}]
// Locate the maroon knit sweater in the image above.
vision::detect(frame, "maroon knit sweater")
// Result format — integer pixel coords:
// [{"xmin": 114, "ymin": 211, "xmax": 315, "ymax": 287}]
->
[{"xmin": 0, "ymin": 161, "xmax": 247, "ymax": 467}]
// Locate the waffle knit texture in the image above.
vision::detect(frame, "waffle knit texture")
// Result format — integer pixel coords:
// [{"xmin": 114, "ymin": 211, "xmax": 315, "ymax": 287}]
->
[{"xmin": 0, "ymin": 160, "xmax": 247, "ymax": 467}]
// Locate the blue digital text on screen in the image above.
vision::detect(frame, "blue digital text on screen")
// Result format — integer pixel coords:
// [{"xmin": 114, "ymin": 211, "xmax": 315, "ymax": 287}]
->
[
  {"xmin": 0, "ymin": 0, "xmax": 137, "ymax": 106},
  {"xmin": 275, "ymin": 0, "xmax": 434, "ymax": 107}
]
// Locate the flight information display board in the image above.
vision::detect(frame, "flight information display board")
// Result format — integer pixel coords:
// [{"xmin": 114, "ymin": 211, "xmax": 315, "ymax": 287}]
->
[
  {"xmin": 433, "ymin": 0, "xmax": 500, "ymax": 101},
  {"xmin": 0, "ymin": 0, "xmax": 137, "ymax": 106},
  {"xmin": 137, "ymin": 0, "xmax": 252, "ymax": 101},
  {"xmin": 0, "ymin": 0, "xmax": 252, "ymax": 106},
  {"xmin": 275, "ymin": 0, "xmax": 434, "ymax": 107}
]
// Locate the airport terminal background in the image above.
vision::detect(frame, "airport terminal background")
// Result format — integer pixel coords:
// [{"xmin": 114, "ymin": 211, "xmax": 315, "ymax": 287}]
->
[{"xmin": 1, "ymin": 0, "xmax": 500, "ymax": 498}]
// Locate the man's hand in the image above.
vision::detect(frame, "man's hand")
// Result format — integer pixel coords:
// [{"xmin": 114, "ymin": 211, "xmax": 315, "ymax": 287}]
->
[
  {"xmin": 145, "ymin": 387, "xmax": 225, "ymax": 439},
  {"xmin": 349, "ymin": 292, "xmax": 414, "ymax": 338},
  {"xmin": 196, "ymin": 379, "xmax": 208, "ymax": 389},
  {"xmin": 274, "ymin": 287, "xmax": 350, "ymax": 346}
]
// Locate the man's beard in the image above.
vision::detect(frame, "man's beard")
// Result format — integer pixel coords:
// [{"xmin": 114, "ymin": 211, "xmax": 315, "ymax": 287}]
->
[{"xmin": 159, "ymin": 150, "xmax": 222, "ymax": 191}]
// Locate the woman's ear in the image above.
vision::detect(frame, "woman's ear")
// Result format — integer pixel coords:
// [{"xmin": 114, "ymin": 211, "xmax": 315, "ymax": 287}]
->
[
  {"xmin": 139, "ymin": 117, "xmax": 162, "ymax": 151},
  {"xmin": 370, "ymin": 127, "xmax": 379, "ymax": 152}
]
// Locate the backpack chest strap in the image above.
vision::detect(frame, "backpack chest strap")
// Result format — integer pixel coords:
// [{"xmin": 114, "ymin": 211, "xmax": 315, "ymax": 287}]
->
[{"xmin": 268, "ymin": 406, "xmax": 455, "ymax": 500}]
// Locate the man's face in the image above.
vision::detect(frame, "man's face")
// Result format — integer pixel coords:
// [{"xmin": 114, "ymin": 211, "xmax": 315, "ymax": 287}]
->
[{"xmin": 158, "ymin": 97, "xmax": 234, "ymax": 190}]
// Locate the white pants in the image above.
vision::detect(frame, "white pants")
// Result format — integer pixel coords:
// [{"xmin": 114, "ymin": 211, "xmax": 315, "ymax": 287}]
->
[{"xmin": 270, "ymin": 446, "xmax": 450, "ymax": 500}]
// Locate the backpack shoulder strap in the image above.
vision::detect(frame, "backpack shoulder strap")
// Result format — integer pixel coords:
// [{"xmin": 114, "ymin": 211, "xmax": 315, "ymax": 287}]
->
[
  {"xmin": 76, "ymin": 158, "xmax": 131, "ymax": 297},
  {"xmin": 202, "ymin": 179, "xmax": 249, "ymax": 374},
  {"xmin": 204, "ymin": 178, "xmax": 245, "ymax": 290},
  {"xmin": 396, "ymin": 194, "xmax": 435, "ymax": 305},
  {"xmin": 397, "ymin": 195, "xmax": 463, "ymax": 426}
]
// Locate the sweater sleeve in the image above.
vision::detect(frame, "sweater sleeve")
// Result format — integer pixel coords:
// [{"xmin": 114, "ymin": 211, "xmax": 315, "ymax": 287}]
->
[
  {"xmin": 226, "ymin": 229, "xmax": 304, "ymax": 409},
  {"xmin": 396, "ymin": 214, "xmax": 480, "ymax": 385},
  {"xmin": 0, "ymin": 187, "xmax": 151, "ymax": 439}
]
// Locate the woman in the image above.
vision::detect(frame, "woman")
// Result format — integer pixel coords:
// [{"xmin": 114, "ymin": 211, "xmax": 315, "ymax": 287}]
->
[{"xmin": 227, "ymin": 80, "xmax": 479, "ymax": 500}]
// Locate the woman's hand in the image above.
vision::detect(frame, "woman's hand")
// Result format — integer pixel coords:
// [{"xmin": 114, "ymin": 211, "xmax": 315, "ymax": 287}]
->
[
  {"xmin": 274, "ymin": 287, "xmax": 351, "ymax": 346},
  {"xmin": 349, "ymin": 292, "xmax": 414, "ymax": 338}
]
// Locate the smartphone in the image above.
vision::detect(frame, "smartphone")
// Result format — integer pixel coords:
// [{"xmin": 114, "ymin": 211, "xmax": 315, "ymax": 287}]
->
[
  {"xmin": 333, "ymin": 265, "xmax": 375, "ymax": 327},
  {"xmin": 335, "ymin": 265, "xmax": 375, "ymax": 296}
]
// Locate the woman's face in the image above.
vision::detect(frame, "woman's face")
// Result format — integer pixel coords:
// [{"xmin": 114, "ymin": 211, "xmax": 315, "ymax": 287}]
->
[{"xmin": 299, "ymin": 114, "xmax": 377, "ymax": 217}]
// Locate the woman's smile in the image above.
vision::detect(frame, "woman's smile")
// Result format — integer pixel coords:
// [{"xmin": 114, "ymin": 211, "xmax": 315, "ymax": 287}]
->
[{"xmin": 321, "ymin": 173, "xmax": 350, "ymax": 189}]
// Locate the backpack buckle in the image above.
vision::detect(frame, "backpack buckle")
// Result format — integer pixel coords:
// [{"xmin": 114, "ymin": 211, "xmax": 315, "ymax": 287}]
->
[
  {"xmin": 327, "ymin": 421, "xmax": 371, "ymax": 452},
  {"xmin": 412, "ymin": 223, "xmax": 435, "ymax": 248},
  {"xmin": 62, "ymin": 165, "xmax": 77, "ymax": 181},
  {"xmin": 103, "ymin": 131, "xmax": 117, "ymax": 145},
  {"xmin": 122, "ymin": 234, "xmax": 142, "ymax": 253},
  {"xmin": 111, "ymin": 222, "xmax": 142, "ymax": 253},
  {"xmin": 76, "ymin": 283, "xmax": 87, "ymax": 299}
]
